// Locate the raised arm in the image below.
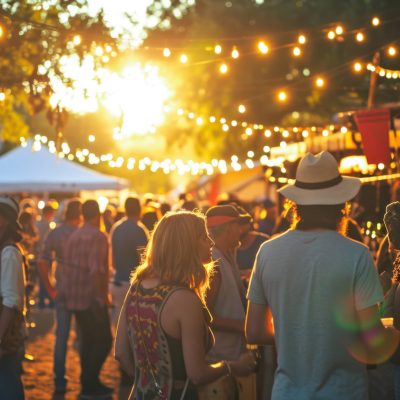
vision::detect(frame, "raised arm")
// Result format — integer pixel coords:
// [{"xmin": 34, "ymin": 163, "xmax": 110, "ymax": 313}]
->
[{"xmin": 176, "ymin": 290, "xmax": 255, "ymax": 385}]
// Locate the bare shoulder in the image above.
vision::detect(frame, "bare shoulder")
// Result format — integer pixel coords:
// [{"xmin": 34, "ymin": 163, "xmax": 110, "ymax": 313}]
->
[{"xmin": 166, "ymin": 288, "xmax": 203, "ymax": 314}]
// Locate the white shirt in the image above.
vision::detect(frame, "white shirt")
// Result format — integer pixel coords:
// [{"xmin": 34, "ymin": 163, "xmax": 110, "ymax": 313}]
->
[{"xmin": 0, "ymin": 245, "xmax": 25, "ymax": 310}]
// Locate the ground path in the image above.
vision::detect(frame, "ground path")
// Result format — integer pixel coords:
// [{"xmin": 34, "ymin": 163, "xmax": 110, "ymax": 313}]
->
[{"xmin": 22, "ymin": 308, "xmax": 131, "ymax": 400}]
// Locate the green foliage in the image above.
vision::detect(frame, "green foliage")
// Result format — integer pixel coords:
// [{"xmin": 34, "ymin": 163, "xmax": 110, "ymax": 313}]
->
[{"xmin": 0, "ymin": 0, "xmax": 116, "ymax": 142}]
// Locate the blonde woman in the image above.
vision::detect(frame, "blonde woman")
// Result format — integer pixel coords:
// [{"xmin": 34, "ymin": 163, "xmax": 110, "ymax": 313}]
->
[{"xmin": 115, "ymin": 211, "xmax": 255, "ymax": 400}]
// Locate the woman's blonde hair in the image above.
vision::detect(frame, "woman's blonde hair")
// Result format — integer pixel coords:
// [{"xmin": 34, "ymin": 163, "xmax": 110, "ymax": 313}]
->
[{"xmin": 131, "ymin": 210, "xmax": 214, "ymax": 301}]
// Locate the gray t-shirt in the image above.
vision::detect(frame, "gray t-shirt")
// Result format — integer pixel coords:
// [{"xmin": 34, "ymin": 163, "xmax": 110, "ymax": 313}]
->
[{"xmin": 248, "ymin": 229, "xmax": 383, "ymax": 400}]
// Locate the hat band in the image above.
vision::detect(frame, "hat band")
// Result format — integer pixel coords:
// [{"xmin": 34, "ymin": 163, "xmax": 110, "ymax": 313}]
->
[
  {"xmin": 294, "ymin": 175, "xmax": 343, "ymax": 190},
  {"xmin": 207, "ymin": 216, "xmax": 238, "ymax": 228}
]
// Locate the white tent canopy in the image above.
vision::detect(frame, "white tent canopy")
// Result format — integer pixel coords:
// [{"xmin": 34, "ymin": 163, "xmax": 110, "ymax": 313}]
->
[{"xmin": 0, "ymin": 144, "xmax": 130, "ymax": 193}]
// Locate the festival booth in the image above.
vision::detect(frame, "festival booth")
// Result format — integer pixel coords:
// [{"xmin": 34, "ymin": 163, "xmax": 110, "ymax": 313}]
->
[
  {"xmin": 0, "ymin": 143, "xmax": 130, "ymax": 196},
  {"xmin": 188, "ymin": 106, "xmax": 400, "ymax": 248}
]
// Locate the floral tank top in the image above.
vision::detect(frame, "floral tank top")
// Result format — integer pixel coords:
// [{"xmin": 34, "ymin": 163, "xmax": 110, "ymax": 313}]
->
[{"xmin": 125, "ymin": 282, "xmax": 213, "ymax": 400}]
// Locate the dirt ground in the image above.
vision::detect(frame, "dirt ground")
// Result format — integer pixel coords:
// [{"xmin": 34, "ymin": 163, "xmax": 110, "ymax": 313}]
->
[{"xmin": 21, "ymin": 308, "xmax": 131, "ymax": 400}]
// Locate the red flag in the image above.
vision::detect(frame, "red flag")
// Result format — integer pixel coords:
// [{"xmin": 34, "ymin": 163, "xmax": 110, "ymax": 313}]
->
[{"xmin": 354, "ymin": 108, "xmax": 391, "ymax": 165}]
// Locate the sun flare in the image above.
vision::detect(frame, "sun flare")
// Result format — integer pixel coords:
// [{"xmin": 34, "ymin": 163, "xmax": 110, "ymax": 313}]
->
[{"xmin": 48, "ymin": 55, "xmax": 171, "ymax": 138}]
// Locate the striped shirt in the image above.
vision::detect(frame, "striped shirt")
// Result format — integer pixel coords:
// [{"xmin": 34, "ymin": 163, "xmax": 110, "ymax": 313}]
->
[{"xmin": 64, "ymin": 223, "xmax": 109, "ymax": 311}]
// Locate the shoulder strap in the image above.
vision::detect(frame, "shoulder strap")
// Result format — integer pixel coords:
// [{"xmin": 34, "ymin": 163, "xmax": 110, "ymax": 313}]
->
[{"xmin": 393, "ymin": 283, "xmax": 400, "ymax": 329}]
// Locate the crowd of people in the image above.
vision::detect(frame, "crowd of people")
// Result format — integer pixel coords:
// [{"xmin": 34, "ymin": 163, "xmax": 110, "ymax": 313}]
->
[{"xmin": 1, "ymin": 150, "xmax": 400, "ymax": 399}]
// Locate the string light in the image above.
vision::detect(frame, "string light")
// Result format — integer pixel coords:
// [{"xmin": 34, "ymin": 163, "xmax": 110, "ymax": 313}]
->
[
  {"xmin": 172, "ymin": 106, "xmax": 356, "ymax": 144},
  {"xmin": 372, "ymin": 17, "xmax": 380, "ymax": 26},
  {"xmin": 356, "ymin": 32, "xmax": 365, "ymax": 42},
  {"xmin": 0, "ymin": 92, "xmax": 5, "ymax": 101},
  {"xmin": 245, "ymin": 127, "xmax": 253, "ymax": 136},
  {"xmin": 366, "ymin": 63, "xmax": 400, "ymax": 79},
  {"xmin": 315, "ymin": 77, "xmax": 325, "ymax": 88},
  {"xmin": 277, "ymin": 90, "xmax": 288, "ymax": 102},
  {"xmin": 180, "ymin": 54, "xmax": 188, "ymax": 63},
  {"xmin": 292, "ymin": 47, "xmax": 301, "ymax": 57},
  {"xmin": 388, "ymin": 46, "xmax": 397, "ymax": 56},
  {"xmin": 298, "ymin": 34, "xmax": 306, "ymax": 44},
  {"xmin": 327, "ymin": 31, "xmax": 336, "ymax": 40},
  {"xmin": 214, "ymin": 44, "xmax": 222, "ymax": 54},
  {"xmin": 219, "ymin": 63, "xmax": 228, "ymax": 74},
  {"xmin": 335, "ymin": 25, "xmax": 344, "ymax": 35},
  {"xmin": 353, "ymin": 62, "xmax": 363, "ymax": 72},
  {"xmin": 88, "ymin": 134, "xmax": 95, "ymax": 142},
  {"xmin": 238, "ymin": 104, "xmax": 246, "ymax": 113},
  {"xmin": 26, "ymin": 128, "xmax": 395, "ymax": 178},
  {"xmin": 163, "ymin": 48, "xmax": 171, "ymax": 57},
  {"xmin": 258, "ymin": 41, "xmax": 269, "ymax": 54},
  {"xmin": 231, "ymin": 47, "xmax": 239, "ymax": 59}
]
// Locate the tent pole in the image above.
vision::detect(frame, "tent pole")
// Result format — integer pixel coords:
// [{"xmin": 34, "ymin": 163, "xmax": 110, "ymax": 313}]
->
[{"xmin": 367, "ymin": 52, "xmax": 380, "ymax": 109}]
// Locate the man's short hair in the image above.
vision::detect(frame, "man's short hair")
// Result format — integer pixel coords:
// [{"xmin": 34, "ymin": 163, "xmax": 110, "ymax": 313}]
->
[
  {"xmin": 82, "ymin": 200, "xmax": 100, "ymax": 221},
  {"xmin": 65, "ymin": 199, "xmax": 82, "ymax": 221},
  {"xmin": 125, "ymin": 197, "xmax": 141, "ymax": 217}
]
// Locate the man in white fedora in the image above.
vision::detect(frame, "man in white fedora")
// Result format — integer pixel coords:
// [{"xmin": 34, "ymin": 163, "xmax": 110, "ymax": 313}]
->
[{"xmin": 245, "ymin": 151, "xmax": 398, "ymax": 399}]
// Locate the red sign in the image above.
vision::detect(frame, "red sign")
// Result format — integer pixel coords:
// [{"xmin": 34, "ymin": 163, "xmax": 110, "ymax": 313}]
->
[{"xmin": 354, "ymin": 108, "xmax": 391, "ymax": 165}]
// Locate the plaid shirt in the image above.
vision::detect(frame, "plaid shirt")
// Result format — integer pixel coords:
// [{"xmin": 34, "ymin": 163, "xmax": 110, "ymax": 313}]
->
[
  {"xmin": 39, "ymin": 223, "xmax": 77, "ymax": 293},
  {"xmin": 64, "ymin": 222, "xmax": 109, "ymax": 311}
]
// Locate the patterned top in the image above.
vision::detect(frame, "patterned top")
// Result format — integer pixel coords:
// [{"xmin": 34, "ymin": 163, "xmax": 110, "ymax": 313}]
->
[
  {"xmin": 125, "ymin": 282, "xmax": 213, "ymax": 400},
  {"xmin": 64, "ymin": 223, "xmax": 109, "ymax": 311}
]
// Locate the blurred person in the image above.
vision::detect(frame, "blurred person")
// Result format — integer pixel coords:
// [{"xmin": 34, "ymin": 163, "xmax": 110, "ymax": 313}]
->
[
  {"xmin": 36, "ymin": 203, "xmax": 56, "ymax": 253},
  {"xmin": 346, "ymin": 218, "xmax": 364, "ymax": 243},
  {"xmin": 18, "ymin": 210, "xmax": 39, "ymax": 257},
  {"xmin": 64, "ymin": 200, "xmax": 113, "ymax": 399},
  {"xmin": 179, "ymin": 193, "xmax": 199, "ymax": 212},
  {"xmin": 383, "ymin": 201, "xmax": 400, "ymax": 399},
  {"xmin": 246, "ymin": 152, "xmax": 398, "ymax": 400},
  {"xmin": 377, "ymin": 235, "xmax": 395, "ymax": 294},
  {"xmin": 234, "ymin": 205, "xmax": 269, "ymax": 274},
  {"xmin": 160, "ymin": 202, "xmax": 171, "ymax": 216},
  {"xmin": 115, "ymin": 211, "xmax": 255, "ymax": 399},
  {"xmin": 205, "ymin": 205, "xmax": 256, "ymax": 399},
  {"xmin": 181, "ymin": 200, "xmax": 199, "ymax": 212},
  {"xmin": 110, "ymin": 197, "xmax": 148, "ymax": 328},
  {"xmin": 18, "ymin": 210, "xmax": 39, "ymax": 310},
  {"xmin": 114, "ymin": 208, "xmax": 125, "ymax": 224},
  {"xmin": 102, "ymin": 206, "xmax": 115, "ymax": 234},
  {"xmin": 36, "ymin": 203, "xmax": 56, "ymax": 308},
  {"xmin": 216, "ymin": 193, "xmax": 241, "ymax": 207},
  {"xmin": 257, "ymin": 199, "xmax": 278, "ymax": 236},
  {"xmin": 0, "ymin": 196, "xmax": 26, "ymax": 399},
  {"xmin": 232, "ymin": 204, "xmax": 270, "ymax": 399},
  {"xmin": 141, "ymin": 201, "xmax": 161, "ymax": 232},
  {"xmin": 37, "ymin": 199, "xmax": 82, "ymax": 394}
]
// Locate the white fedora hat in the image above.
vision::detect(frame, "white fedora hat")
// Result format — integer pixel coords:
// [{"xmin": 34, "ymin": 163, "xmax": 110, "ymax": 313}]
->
[{"xmin": 278, "ymin": 151, "xmax": 361, "ymax": 205}]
